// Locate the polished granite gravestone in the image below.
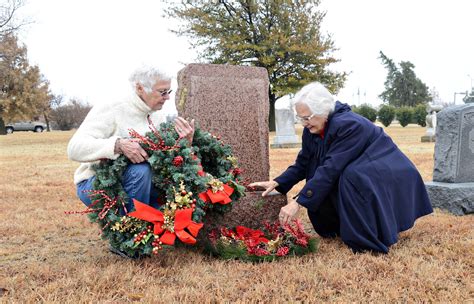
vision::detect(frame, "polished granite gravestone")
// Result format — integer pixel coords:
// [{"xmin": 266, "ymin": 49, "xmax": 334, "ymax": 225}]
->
[
  {"xmin": 176, "ymin": 63, "xmax": 288, "ymax": 229},
  {"xmin": 425, "ymin": 103, "xmax": 474, "ymax": 215}
]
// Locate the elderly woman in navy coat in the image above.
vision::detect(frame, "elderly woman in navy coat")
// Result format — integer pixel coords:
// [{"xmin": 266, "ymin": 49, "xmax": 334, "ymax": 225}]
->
[{"xmin": 250, "ymin": 82, "xmax": 432, "ymax": 253}]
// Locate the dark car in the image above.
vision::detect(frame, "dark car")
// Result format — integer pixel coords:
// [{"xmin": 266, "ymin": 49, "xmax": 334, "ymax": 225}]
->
[{"xmin": 5, "ymin": 121, "xmax": 47, "ymax": 134}]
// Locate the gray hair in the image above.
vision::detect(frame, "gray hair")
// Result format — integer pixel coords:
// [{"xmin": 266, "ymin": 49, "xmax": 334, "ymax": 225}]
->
[
  {"xmin": 129, "ymin": 66, "xmax": 171, "ymax": 93},
  {"xmin": 293, "ymin": 82, "xmax": 336, "ymax": 117}
]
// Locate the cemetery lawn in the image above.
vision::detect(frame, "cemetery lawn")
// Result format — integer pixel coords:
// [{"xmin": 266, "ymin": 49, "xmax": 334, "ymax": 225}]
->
[{"xmin": 1, "ymin": 124, "xmax": 472, "ymax": 303}]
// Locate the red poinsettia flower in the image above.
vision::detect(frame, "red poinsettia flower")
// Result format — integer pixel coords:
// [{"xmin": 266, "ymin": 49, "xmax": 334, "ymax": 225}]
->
[
  {"xmin": 235, "ymin": 226, "xmax": 269, "ymax": 247},
  {"xmin": 220, "ymin": 227, "xmax": 236, "ymax": 238}
]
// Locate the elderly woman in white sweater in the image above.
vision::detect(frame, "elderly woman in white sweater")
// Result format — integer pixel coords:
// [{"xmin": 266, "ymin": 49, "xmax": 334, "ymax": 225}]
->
[{"xmin": 68, "ymin": 66, "xmax": 194, "ymax": 213}]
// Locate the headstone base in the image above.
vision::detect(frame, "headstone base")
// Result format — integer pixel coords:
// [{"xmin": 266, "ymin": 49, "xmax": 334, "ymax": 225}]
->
[
  {"xmin": 271, "ymin": 142, "xmax": 301, "ymax": 149},
  {"xmin": 271, "ymin": 134, "xmax": 300, "ymax": 149},
  {"xmin": 199, "ymin": 191, "xmax": 287, "ymax": 234},
  {"xmin": 273, "ymin": 134, "xmax": 299, "ymax": 144},
  {"xmin": 425, "ymin": 181, "xmax": 474, "ymax": 215},
  {"xmin": 421, "ymin": 135, "xmax": 436, "ymax": 142}
]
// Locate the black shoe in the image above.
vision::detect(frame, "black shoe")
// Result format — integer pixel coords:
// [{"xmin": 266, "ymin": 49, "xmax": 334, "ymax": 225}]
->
[{"xmin": 108, "ymin": 246, "xmax": 140, "ymax": 259}]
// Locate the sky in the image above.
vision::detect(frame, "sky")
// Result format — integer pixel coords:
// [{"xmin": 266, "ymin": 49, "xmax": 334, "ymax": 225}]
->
[{"xmin": 15, "ymin": 0, "xmax": 474, "ymax": 114}]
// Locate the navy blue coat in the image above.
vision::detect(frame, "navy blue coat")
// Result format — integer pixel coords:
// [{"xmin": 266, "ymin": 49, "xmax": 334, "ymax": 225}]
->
[{"xmin": 275, "ymin": 102, "xmax": 433, "ymax": 253}]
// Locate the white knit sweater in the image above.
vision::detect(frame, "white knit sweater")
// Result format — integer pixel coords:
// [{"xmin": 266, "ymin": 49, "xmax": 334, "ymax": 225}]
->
[{"xmin": 67, "ymin": 93, "xmax": 166, "ymax": 184}]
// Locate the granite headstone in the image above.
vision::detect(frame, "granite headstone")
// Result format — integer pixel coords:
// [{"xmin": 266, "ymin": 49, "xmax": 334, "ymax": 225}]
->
[
  {"xmin": 271, "ymin": 95, "xmax": 300, "ymax": 148},
  {"xmin": 425, "ymin": 103, "xmax": 474, "ymax": 215},
  {"xmin": 176, "ymin": 63, "xmax": 288, "ymax": 229}
]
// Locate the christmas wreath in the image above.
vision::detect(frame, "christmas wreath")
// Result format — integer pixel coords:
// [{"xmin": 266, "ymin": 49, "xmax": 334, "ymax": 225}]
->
[
  {"xmin": 71, "ymin": 121, "xmax": 245, "ymax": 257},
  {"xmin": 205, "ymin": 219, "xmax": 319, "ymax": 262}
]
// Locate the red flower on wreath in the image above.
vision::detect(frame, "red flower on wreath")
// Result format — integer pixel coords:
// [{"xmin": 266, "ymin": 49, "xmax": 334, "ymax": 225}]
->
[
  {"xmin": 276, "ymin": 246, "xmax": 289, "ymax": 257},
  {"xmin": 248, "ymin": 247, "xmax": 270, "ymax": 256},
  {"xmin": 235, "ymin": 226, "xmax": 269, "ymax": 247}
]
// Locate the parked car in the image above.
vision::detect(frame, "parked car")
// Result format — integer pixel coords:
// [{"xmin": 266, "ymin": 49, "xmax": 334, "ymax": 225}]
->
[{"xmin": 5, "ymin": 121, "xmax": 47, "ymax": 134}]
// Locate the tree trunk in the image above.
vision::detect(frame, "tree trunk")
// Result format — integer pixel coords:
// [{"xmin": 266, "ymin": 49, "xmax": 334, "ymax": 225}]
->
[
  {"xmin": 0, "ymin": 116, "xmax": 6, "ymax": 135},
  {"xmin": 269, "ymin": 89, "xmax": 276, "ymax": 132},
  {"xmin": 43, "ymin": 112, "xmax": 51, "ymax": 131}
]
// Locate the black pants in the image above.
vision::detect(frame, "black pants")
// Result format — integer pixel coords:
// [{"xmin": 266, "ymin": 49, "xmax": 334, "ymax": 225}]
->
[{"xmin": 307, "ymin": 192, "xmax": 340, "ymax": 238}]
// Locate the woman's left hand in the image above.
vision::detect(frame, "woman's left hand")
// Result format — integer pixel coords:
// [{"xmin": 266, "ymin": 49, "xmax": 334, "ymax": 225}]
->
[
  {"xmin": 174, "ymin": 117, "xmax": 195, "ymax": 145},
  {"xmin": 279, "ymin": 199, "xmax": 301, "ymax": 225}
]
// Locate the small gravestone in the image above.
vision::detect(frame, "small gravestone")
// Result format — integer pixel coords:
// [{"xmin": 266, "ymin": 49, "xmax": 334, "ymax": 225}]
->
[
  {"xmin": 425, "ymin": 103, "xmax": 474, "ymax": 215},
  {"xmin": 176, "ymin": 63, "xmax": 288, "ymax": 229},
  {"xmin": 271, "ymin": 95, "xmax": 300, "ymax": 148}
]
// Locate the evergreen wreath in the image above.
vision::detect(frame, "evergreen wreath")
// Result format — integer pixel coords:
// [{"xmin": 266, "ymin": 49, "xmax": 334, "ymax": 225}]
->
[
  {"xmin": 205, "ymin": 219, "xmax": 319, "ymax": 262},
  {"xmin": 74, "ymin": 121, "xmax": 245, "ymax": 257}
]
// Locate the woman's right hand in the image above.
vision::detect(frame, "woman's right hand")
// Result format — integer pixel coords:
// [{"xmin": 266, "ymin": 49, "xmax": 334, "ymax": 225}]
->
[
  {"xmin": 117, "ymin": 138, "xmax": 149, "ymax": 163},
  {"xmin": 248, "ymin": 180, "xmax": 279, "ymax": 197}
]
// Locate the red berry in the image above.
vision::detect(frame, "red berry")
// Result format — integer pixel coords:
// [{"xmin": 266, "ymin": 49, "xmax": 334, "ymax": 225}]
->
[{"xmin": 172, "ymin": 156, "xmax": 184, "ymax": 167}]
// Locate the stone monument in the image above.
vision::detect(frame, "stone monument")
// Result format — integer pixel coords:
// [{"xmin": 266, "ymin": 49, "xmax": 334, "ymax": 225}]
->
[
  {"xmin": 421, "ymin": 103, "xmax": 444, "ymax": 142},
  {"xmin": 271, "ymin": 94, "xmax": 300, "ymax": 148},
  {"xmin": 175, "ymin": 63, "xmax": 288, "ymax": 229},
  {"xmin": 425, "ymin": 103, "xmax": 474, "ymax": 215}
]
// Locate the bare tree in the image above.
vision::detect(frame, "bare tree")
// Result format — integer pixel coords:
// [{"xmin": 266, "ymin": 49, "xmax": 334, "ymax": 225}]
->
[
  {"xmin": 50, "ymin": 99, "xmax": 92, "ymax": 130},
  {"xmin": 0, "ymin": 0, "xmax": 29, "ymax": 38},
  {"xmin": 40, "ymin": 91, "xmax": 61, "ymax": 132}
]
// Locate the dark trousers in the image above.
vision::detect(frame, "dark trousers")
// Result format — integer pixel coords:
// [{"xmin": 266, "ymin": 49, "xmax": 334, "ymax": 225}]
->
[{"xmin": 307, "ymin": 192, "xmax": 340, "ymax": 238}]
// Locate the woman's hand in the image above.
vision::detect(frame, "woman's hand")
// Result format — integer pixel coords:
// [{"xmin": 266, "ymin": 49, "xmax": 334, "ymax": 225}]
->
[
  {"xmin": 117, "ymin": 138, "xmax": 148, "ymax": 163},
  {"xmin": 248, "ymin": 180, "xmax": 279, "ymax": 196},
  {"xmin": 174, "ymin": 117, "xmax": 195, "ymax": 145},
  {"xmin": 279, "ymin": 199, "xmax": 301, "ymax": 225}
]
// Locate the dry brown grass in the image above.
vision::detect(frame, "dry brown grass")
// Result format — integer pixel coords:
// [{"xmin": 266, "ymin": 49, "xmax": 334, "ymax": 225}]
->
[{"xmin": 1, "ymin": 125, "xmax": 473, "ymax": 303}]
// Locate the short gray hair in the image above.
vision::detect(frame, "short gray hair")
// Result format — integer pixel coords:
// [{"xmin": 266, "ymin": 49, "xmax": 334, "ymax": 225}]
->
[
  {"xmin": 129, "ymin": 66, "xmax": 171, "ymax": 93},
  {"xmin": 293, "ymin": 82, "xmax": 335, "ymax": 117}
]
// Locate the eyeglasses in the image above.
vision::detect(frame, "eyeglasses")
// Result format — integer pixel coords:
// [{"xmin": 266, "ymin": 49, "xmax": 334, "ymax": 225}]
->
[
  {"xmin": 157, "ymin": 89, "xmax": 173, "ymax": 96},
  {"xmin": 295, "ymin": 113, "xmax": 316, "ymax": 123}
]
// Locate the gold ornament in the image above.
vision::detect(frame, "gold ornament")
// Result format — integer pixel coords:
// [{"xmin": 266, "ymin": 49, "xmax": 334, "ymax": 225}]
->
[
  {"xmin": 267, "ymin": 236, "xmax": 282, "ymax": 252},
  {"xmin": 208, "ymin": 178, "xmax": 224, "ymax": 193},
  {"xmin": 226, "ymin": 156, "xmax": 238, "ymax": 168}
]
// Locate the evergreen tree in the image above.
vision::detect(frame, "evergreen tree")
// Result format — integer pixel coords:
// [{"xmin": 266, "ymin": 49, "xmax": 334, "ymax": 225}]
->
[
  {"xmin": 396, "ymin": 107, "xmax": 413, "ymax": 127},
  {"xmin": 353, "ymin": 104, "xmax": 377, "ymax": 123},
  {"xmin": 413, "ymin": 103, "xmax": 427, "ymax": 127},
  {"xmin": 167, "ymin": 0, "xmax": 347, "ymax": 130},
  {"xmin": 379, "ymin": 51, "xmax": 431, "ymax": 107},
  {"xmin": 377, "ymin": 104, "xmax": 395, "ymax": 127}
]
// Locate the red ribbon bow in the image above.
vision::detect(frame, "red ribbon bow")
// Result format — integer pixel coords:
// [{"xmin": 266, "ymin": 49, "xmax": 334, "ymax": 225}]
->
[
  {"xmin": 127, "ymin": 199, "xmax": 165, "ymax": 235},
  {"xmin": 198, "ymin": 184, "xmax": 234, "ymax": 205},
  {"xmin": 160, "ymin": 208, "xmax": 203, "ymax": 245},
  {"xmin": 127, "ymin": 199, "xmax": 203, "ymax": 245}
]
